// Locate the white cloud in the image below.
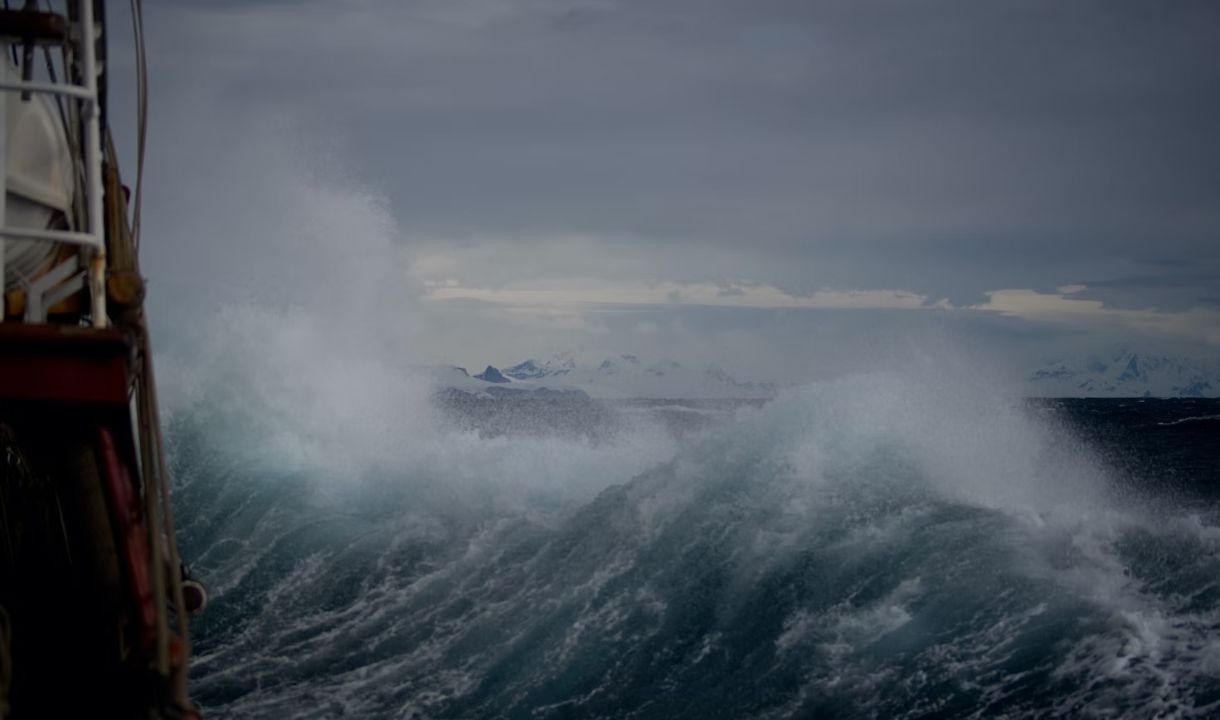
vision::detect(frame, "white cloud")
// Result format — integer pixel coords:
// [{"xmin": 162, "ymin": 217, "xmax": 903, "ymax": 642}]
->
[
  {"xmin": 419, "ymin": 275, "xmax": 1220, "ymax": 354},
  {"xmin": 422, "ymin": 279, "xmax": 935, "ymax": 311}
]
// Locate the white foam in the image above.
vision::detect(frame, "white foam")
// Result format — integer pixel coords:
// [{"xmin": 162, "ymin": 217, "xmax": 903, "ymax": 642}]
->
[{"xmin": 1158, "ymin": 413, "xmax": 1220, "ymax": 426}]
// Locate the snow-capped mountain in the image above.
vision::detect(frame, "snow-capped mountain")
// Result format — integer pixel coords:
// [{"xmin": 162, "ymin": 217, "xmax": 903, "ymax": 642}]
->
[
  {"xmin": 424, "ymin": 354, "xmax": 773, "ymax": 400},
  {"xmin": 423, "ymin": 366, "xmax": 590, "ymax": 400},
  {"xmin": 498, "ymin": 354, "xmax": 775, "ymax": 399},
  {"xmin": 1028, "ymin": 352, "xmax": 1220, "ymax": 397},
  {"xmin": 502, "ymin": 357, "xmax": 576, "ymax": 380}
]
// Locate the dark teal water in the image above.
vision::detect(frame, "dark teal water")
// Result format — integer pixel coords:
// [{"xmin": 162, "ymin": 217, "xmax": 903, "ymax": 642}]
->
[{"xmin": 171, "ymin": 387, "xmax": 1220, "ymax": 719}]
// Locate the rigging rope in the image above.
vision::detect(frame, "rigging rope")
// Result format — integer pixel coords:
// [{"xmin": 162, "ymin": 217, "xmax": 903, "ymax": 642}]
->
[{"xmin": 129, "ymin": 0, "xmax": 146, "ymax": 248}]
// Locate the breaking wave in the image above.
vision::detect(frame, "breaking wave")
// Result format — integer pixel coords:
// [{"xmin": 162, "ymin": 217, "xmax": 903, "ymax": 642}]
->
[{"xmin": 162, "ymin": 318, "xmax": 1220, "ymax": 719}]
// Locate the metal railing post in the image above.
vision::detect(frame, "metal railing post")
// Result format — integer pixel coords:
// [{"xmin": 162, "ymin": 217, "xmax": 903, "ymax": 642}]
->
[{"xmin": 79, "ymin": 0, "xmax": 107, "ymax": 328}]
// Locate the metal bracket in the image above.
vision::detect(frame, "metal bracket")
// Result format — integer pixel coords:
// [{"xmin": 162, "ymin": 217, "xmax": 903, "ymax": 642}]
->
[{"xmin": 24, "ymin": 255, "xmax": 83, "ymax": 323}]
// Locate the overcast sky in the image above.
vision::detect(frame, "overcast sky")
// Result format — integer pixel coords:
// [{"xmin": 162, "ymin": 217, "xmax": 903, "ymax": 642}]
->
[{"xmin": 115, "ymin": 0, "xmax": 1220, "ymax": 380}]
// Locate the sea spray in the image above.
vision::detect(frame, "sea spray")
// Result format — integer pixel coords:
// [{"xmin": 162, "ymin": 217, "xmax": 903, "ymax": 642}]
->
[{"xmin": 163, "ymin": 340, "xmax": 1220, "ymax": 718}]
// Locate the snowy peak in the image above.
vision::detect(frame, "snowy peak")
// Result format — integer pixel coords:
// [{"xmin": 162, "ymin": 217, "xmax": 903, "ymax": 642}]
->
[
  {"xmin": 474, "ymin": 366, "xmax": 510, "ymax": 383},
  {"xmin": 1114, "ymin": 354, "xmax": 1145, "ymax": 384},
  {"xmin": 502, "ymin": 360, "xmax": 547, "ymax": 380},
  {"xmin": 596, "ymin": 355, "xmax": 642, "ymax": 375},
  {"xmin": 502, "ymin": 357, "xmax": 575, "ymax": 381},
  {"xmin": 1029, "ymin": 352, "xmax": 1219, "ymax": 397}
]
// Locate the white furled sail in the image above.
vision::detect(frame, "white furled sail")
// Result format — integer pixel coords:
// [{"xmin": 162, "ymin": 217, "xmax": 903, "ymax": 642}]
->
[{"xmin": 3, "ymin": 56, "xmax": 74, "ymax": 291}]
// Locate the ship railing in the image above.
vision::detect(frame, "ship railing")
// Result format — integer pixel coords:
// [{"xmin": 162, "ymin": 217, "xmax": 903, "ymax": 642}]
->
[{"xmin": 0, "ymin": 1, "xmax": 107, "ymax": 327}]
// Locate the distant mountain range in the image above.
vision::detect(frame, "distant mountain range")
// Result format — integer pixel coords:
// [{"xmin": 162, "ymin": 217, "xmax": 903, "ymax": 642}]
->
[
  {"xmin": 428, "ymin": 350, "xmax": 1219, "ymax": 401},
  {"xmin": 1028, "ymin": 352, "xmax": 1219, "ymax": 397},
  {"xmin": 428, "ymin": 365, "xmax": 591, "ymax": 401},
  {"xmin": 433, "ymin": 354, "xmax": 776, "ymax": 400}
]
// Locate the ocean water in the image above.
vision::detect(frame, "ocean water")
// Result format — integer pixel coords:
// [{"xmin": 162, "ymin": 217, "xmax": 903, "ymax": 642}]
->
[{"xmin": 169, "ymin": 374, "xmax": 1220, "ymax": 719}]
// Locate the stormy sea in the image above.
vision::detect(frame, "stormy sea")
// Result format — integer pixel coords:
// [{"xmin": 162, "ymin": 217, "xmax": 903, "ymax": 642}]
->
[{"xmin": 168, "ymin": 360, "xmax": 1220, "ymax": 718}]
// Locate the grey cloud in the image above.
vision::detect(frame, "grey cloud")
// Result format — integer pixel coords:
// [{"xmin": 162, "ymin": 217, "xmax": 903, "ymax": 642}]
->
[
  {"xmin": 1069, "ymin": 273, "xmax": 1220, "ymax": 313},
  {"xmin": 125, "ymin": 0, "xmax": 1220, "ymax": 366},
  {"xmin": 1080, "ymin": 274, "xmax": 1220, "ymax": 290},
  {"xmin": 140, "ymin": 0, "xmax": 1220, "ymax": 246}
]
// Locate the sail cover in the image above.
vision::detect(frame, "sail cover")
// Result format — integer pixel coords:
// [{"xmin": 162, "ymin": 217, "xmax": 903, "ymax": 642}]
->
[{"xmin": 3, "ymin": 56, "xmax": 76, "ymax": 291}]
